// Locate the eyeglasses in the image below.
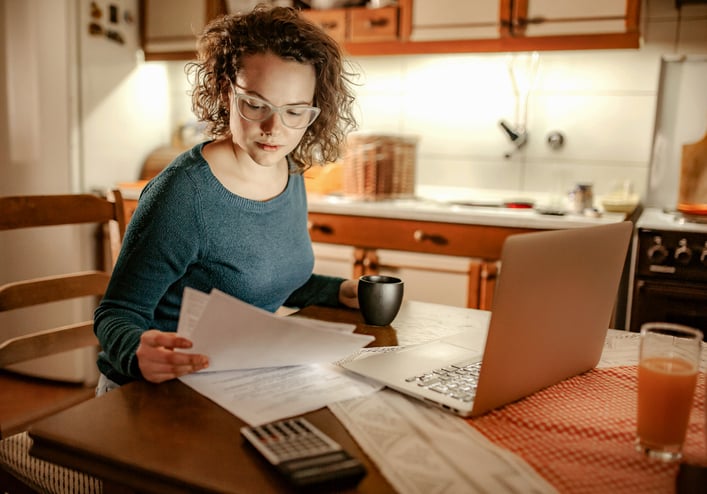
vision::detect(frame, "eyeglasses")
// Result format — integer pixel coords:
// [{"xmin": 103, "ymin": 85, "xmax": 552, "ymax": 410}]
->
[{"xmin": 230, "ymin": 84, "xmax": 320, "ymax": 130}]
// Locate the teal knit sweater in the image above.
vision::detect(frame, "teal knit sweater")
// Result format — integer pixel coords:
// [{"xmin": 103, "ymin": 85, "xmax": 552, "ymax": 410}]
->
[{"xmin": 95, "ymin": 143, "xmax": 345, "ymax": 384}]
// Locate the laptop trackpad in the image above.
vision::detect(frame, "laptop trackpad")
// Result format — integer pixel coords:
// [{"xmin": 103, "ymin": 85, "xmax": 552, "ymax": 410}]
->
[{"xmin": 344, "ymin": 341, "xmax": 482, "ymax": 382}]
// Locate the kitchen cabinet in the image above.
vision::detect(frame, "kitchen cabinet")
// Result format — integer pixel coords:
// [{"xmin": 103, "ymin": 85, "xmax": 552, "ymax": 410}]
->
[
  {"xmin": 139, "ymin": 0, "xmax": 226, "ymax": 61},
  {"xmin": 509, "ymin": 0, "xmax": 641, "ymax": 39},
  {"xmin": 139, "ymin": 0, "xmax": 640, "ymax": 60},
  {"xmin": 373, "ymin": 249, "xmax": 489, "ymax": 309},
  {"xmin": 312, "ymin": 243, "xmax": 489, "ymax": 308},
  {"xmin": 301, "ymin": 6, "xmax": 400, "ymax": 44},
  {"xmin": 308, "ymin": 212, "xmax": 535, "ymax": 309},
  {"xmin": 120, "ymin": 192, "xmax": 516, "ymax": 308},
  {"xmin": 409, "ymin": 0, "xmax": 502, "ymax": 42},
  {"xmin": 118, "ymin": 201, "xmax": 495, "ymax": 308},
  {"xmin": 312, "ymin": 243, "xmax": 356, "ymax": 279},
  {"xmin": 400, "ymin": 0, "xmax": 641, "ymax": 55}
]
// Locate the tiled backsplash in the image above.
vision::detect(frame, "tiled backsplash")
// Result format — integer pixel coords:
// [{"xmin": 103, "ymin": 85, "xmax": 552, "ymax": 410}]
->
[{"xmin": 168, "ymin": 0, "xmax": 706, "ymax": 203}]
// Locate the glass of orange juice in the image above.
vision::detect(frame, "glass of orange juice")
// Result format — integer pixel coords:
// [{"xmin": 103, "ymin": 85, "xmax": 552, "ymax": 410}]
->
[{"xmin": 636, "ymin": 322, "xmax": 703, "ymax": 462}]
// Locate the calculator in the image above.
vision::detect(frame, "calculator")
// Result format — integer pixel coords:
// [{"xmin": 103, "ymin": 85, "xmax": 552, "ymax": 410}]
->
[{"xmin": 240, "ymin": 417, "xmax": 366, "ymax": 489}]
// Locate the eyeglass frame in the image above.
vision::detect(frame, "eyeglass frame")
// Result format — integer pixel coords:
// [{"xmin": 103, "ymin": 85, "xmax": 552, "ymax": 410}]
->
[{"xmin": 229, "ymin": 83, "xmax": 321, "ymax": 130}]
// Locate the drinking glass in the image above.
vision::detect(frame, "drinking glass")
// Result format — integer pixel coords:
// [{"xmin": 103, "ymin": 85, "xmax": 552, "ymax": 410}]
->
[{"xmin": 636, "ymin": 322, "xmax": 703, "ymax": 462}]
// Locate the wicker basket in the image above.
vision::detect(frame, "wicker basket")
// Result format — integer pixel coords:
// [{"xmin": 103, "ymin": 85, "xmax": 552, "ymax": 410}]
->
[{"xmin": 342, "ymin": 134, "xmax": 418, "ymax": 200}]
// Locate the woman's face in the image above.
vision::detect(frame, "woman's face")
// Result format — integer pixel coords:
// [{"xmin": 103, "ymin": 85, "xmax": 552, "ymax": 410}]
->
[{"xmin": 230, "ymin": 52, "xmax": 317, "ymax": 168}]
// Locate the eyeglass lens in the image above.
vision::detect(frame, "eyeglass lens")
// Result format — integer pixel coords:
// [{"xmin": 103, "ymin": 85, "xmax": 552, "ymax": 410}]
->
[{"xmin": 235, "ymin": 94, "xmax": 319, "ymax": 129}]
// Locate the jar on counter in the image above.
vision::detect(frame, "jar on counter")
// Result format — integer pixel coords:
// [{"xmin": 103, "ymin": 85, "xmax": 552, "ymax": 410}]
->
[{"xmin": 569, "ymin": 183, "xmax": 594, "ymax": 213}]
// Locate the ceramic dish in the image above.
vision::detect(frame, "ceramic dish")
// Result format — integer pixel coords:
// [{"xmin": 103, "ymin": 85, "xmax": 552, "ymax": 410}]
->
[{"xmin": 601, "ymin": 195, "xmax": 639, "ymax": 213}]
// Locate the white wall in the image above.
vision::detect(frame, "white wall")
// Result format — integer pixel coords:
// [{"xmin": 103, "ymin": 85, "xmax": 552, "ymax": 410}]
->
[
  {"xmin": 77, "ymin": 0, "xmax": 172, "ymax": 191},
  {"xmin": 0, "ymin": 0, "xmax": 171, "ymax": 382},
  {"xmin": 164, "ymin": 0, "xmax": 706, "ymax": 203},
  {"xmin": 349, "ymin": 0, "xmax": 707, "ymax": 201}
]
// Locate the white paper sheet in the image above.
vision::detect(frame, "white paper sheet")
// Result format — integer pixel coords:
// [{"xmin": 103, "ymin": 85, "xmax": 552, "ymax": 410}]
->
[
  {"xmin": 180, "ymin": 363, "xmax": 383, "ymax": 426},
  {"xmin": 329, "ymin": 389, "xmax": 558, "ymax": 494},
  {"xmin": 177, "ymin": 288, "xmax": 374, "ymax": 372}
]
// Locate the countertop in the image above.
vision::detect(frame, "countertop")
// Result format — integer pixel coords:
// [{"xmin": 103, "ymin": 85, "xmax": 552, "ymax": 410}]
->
[
  {"xmin": 117, "ymin": 181, "xmax": 631, "ymax": 230},
  {"xmin": 308, "ymin": 194, "xmax": 629, "ymax": 229}
]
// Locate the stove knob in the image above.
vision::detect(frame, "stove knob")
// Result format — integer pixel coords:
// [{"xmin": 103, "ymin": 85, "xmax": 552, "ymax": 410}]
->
[
  {"xmin": 647, "ymin": 236, "xmax": 668, "ymax": 264},
  {"xmin": 674, "ymin": 238, "xmax": 692, "ymax": 265}
]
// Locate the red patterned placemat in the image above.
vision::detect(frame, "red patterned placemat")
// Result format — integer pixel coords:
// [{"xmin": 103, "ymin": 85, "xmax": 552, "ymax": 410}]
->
[{"xmin": 467, "ymin": 366, "xmax": 706, "ymax": 494}]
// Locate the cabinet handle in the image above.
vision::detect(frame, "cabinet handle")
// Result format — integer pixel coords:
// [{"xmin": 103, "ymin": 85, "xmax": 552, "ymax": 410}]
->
[
  {"xmin": 366, "ymin": 17, "xmax": 389, "ymax": 29},
  {"xmin": 513, "ymin": 16, "xmax": 546, "ymax": 27},
  {"xmin": 413, "ymin": 229, "xmax": 448, "ymax": 246},
  {"xmin": 307, "ymin": 221, "xmax": 333, "ymax": 235},
  {"xmin": 320, "ymin": 21, "xmax": 339, "ymax": 30}
]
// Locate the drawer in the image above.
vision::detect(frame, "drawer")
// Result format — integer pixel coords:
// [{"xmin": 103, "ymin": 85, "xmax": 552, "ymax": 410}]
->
[
  {"xmin": 301, "ymin": 9, "xmax": 347, "ymax": 44},
  {"xmin": 349, "ymin": 7, "xmax": 398, "ymax": 42},
  {"xmin": 307, "ymin": 213, "xmax": 537, "ymax": 259}
]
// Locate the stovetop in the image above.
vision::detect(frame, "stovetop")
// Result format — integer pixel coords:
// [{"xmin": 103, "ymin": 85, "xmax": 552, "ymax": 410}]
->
[
  {"xmin": 637, "ymin": 208, "xmax": 707, "ymax": 234},
  {"xmin": 634, "ymin": 208, "xmax": 707, "ymax": 282}
]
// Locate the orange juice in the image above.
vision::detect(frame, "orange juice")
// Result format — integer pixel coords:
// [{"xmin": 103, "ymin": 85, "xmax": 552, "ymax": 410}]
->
[{"xmin": 637, "ymin": 356, "xmax": 698, "ymax": 449}]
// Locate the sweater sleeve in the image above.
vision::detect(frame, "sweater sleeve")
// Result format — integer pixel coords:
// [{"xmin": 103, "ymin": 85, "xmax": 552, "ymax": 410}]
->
[
  {"xmin": 283, "ymin": 273, "xmax": 346, "ymax": 309},
  {"xmin": 94, "ymin": 165, "xmax": 204, "ymax": 381}
]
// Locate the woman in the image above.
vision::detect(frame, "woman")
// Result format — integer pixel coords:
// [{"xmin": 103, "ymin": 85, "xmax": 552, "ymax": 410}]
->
[{"xmin": 94, "ymin": 5, "xmax": 360, "ymax": 390}]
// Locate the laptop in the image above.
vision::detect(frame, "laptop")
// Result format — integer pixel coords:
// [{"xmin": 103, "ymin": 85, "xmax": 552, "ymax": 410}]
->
[{"xmin": 343, "ymin": 221, "xmax": 633, "ymax": 417}]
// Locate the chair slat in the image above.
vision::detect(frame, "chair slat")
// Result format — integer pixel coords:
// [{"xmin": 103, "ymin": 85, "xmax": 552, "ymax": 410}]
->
[
  {"xmin": 0, "ymin": 271, "xmax": 111, "ymax": 311},
  {"xmin": 0, "ymin": 323, "xmax": 98, "ymax": 368},
  {"xmin": 0, "ymin": 186, "xmax": 127, "ymax": 477},
  {"xmin": 0, "ymin": 194, "xmax": 120, "ymax": 230},
  {"xmin": 0, "ymin": 190, "xmax": 124, "ymax": 437}
]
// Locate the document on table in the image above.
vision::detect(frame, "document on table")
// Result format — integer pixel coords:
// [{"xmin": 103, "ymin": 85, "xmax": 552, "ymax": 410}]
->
[
  {"xmin": 176, "ymin": 287, "xmax": 381, "ymax": 425},
  {"xmin": 180, "ymin": 363, "xmax": 382, "ymax": 426},
  {"xmin": 177, "ymin": 287, "xmax": 374, "ymax": 371},
  {"xmin": 329, "ymin": 389, "xmax": 558, "ymax": 494}
]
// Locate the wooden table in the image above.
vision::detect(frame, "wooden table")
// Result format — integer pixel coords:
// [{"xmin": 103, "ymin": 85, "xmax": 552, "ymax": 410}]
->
[{"xmin": 28, "ymin": 301, "xmax": 479, "ymax": 494}]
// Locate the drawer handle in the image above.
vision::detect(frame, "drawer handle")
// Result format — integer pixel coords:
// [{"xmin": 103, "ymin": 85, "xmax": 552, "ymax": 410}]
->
[
  {"xmin": 307, "ymin": 221, "xmax": 333, "ymax": 235},
  {"xmin": 366, "ymin": 17, "xmax": 389, "ymax": 29},
  {"xmin": 320, "ymin": 21, "xmax": 339, "ymax": 30},
  {"xmin": 413, "ymin": 229, "xmax": 448, "ymax": 246}
]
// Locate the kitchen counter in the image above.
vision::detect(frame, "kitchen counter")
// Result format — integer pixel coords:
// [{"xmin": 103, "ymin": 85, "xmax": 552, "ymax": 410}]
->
[
  {"xmin": 308, "ymin": 194, "xmax": 629, "ymax": 230},
  {"xmin": 115, "ymin": 181, "xmax": 632, "ymax": 311},
  {"xmin": 118, "ymin": 181, "xmax": 630, "ymax": 230}
]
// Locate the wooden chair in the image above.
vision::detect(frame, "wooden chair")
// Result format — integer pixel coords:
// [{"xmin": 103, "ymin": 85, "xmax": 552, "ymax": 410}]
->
[{"xmin": 0, "ymin": 191, "xmax": 126, "ymax": 439}]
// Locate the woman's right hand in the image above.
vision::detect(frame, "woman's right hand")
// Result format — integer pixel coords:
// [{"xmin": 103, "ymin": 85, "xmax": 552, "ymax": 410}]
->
[{"xmin": 136, "ymin": 329, "xmax": 209, "ymax": 383}]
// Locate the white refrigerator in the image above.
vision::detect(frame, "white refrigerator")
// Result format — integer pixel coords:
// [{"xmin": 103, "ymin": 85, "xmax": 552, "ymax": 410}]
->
[{"xmin": 0, "ymin": 0, "xmax": 173, "ymax": 382}]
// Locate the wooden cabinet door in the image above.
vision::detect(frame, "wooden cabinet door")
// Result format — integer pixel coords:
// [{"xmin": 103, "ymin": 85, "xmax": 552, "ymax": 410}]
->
[
  {"xmin": 301, "ymin": 9, "xmax": 347, "ymax": 44},
  {"xmin": 374, "ymin": 249, "xmax": 481, "ymax": 308},
  {"xmin": 398, "ymin": 0, "xmax": 639, "ymax": 54},
  {"xmin": 349, "ymin": 7, "xmax": 399, "ymax": 42},
  {"xmin": 140, "ymin": 0, "xmax": 225, "ymax": 61},
  {"xmin": 410, "ymin": 0, "xmax": 501, "ymax": 41},
  {"xmin": 307, "ymin": 212, "xmax": 538, "ymax": 309},
  {"xmin": 513, "ymin": 0, "xmax": 638, "ymax": 37}
]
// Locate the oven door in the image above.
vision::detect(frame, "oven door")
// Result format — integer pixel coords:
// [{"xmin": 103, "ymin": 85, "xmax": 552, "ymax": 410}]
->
[{"xmin": 629, "ymin": 279, "xmax": 707, "ymax": 337}]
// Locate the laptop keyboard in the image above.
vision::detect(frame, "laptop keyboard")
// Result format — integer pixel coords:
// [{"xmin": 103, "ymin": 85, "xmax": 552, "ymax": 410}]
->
[{"xmin": 405, "ymin": 360, "xmax": 481, "ymax": 403}]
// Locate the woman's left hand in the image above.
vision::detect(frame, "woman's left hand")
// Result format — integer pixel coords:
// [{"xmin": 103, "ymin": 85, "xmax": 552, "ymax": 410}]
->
[{"xmin": 338, "ymin": 279, "xmax": 359, "ymax": 308}]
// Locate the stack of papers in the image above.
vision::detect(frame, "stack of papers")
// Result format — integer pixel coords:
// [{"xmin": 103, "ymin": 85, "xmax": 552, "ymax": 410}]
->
[
  {"xmin": 177, "ymin": 288, "xmax": 381, "ymax": 425},
  {"xmin": 177, "ymin": 288, "xmax": 374, "ymax": 370}
]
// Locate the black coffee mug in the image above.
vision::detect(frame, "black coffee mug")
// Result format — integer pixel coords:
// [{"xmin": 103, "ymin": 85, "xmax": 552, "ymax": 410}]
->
[{"xmin": 358, "ymin": 275, "xmax": 404, "ymax": 326}]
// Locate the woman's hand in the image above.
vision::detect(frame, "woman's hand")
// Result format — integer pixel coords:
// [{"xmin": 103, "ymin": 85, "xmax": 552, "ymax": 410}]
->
[
  {"xmin": 338, "ymin": 279, "xmax": 359, "ymax": 309},
  {"xmin": 136, "ymin": 329, "xmax": 209, "ymax": 383}
]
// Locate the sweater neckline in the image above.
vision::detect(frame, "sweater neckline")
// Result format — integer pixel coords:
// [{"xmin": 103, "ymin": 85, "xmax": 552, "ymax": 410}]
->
[{"xmin": 194, "ymin": 141, "xmax": 298, "ymax": 212}]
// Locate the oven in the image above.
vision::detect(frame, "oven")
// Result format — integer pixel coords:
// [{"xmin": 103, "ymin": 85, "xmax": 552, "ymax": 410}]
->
[
  {"xmin": 627, "ymin": 209, "xmax": 707, "ymax": 338},
  {"xmin": 626, "ymin": 55, "xmax": 707, "ymax": 338}
]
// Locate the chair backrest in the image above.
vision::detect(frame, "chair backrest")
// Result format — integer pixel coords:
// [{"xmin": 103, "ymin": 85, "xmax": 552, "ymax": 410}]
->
[{"xmin": 0, "ymin": 191, "xmax": 126, "ymax": 369}]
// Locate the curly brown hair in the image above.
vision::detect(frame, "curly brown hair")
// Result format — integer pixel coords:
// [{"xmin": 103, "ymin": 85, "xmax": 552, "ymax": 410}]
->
[{"xmin": 185, "ymin": 5, "xmax": 358, "ymax": 173}]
